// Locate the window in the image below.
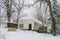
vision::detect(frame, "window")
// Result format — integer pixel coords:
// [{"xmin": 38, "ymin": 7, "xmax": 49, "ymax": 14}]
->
[{"xmin": 19, "ymin": 24, "xmax": 24, "ymax": 28}]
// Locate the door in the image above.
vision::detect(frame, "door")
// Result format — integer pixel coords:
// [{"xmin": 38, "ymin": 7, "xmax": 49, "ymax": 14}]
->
[{"xmin": 29, "ymin": 24, "xmax": 32, "ymax": 30}]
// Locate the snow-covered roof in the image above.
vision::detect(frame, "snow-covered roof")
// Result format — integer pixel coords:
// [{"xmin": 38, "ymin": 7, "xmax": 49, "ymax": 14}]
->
[
  {"xmin": 24, "ymin": 0, "xmax": 34, "ymax": 5},
  {"xmin": 20, "ymin": 15, "xmax": 34, "ymax": 20},
  {"xmin": 20, "ymin": 15, "xmax": 42, "ymax": 25},
  {"xmin": 34, "ymin": 19, "xmax": 42, "ymax": 25}
]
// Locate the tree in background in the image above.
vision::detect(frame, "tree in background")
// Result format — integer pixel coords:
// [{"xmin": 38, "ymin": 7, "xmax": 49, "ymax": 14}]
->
[
  {"xmin": 12, "ymin": 0, "xmax": 25, "ymax": 29},
  {"xmin": 0, "ymin": 0, "xmax": 13, "ymax": 27},
  {"xmin": 36, "ymin": 0, "xmax": 57, "ymax": 36},
  {"xmin": 6, "ymin": 0, "xmax": 12, "ymax": 22},
  {"xmin": 33, "ymin": 0, "xmax": 49, "ymax": 26},
  {"xmin": 52, "ymin": 0, "xmax": 60, "ymax": 35},
  {"xmin": 48, "ymin": 0, "xmax": 56, "ymax": 36}
]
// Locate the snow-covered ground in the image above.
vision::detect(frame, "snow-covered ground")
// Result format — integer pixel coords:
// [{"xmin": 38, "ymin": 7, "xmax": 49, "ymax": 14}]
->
[{"xmin": 0, "ymin": 29, "xmax": 60, "ymax": 40}]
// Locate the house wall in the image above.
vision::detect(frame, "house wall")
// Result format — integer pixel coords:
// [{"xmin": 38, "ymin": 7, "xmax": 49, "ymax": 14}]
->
[
  {"xmin": 47, "ymin": 24, "xmax": 52, "ymax": 33},
  {"xmin": 27, "ymin": 20, "xmax": 34, "ymax": 30},
  {"xmin": 19, "ymin": 20, "xmax": 34, "ymax": 30},
  {"xmin": 33, "ymin": 22, "xmax": 41, "ymax": 30}
]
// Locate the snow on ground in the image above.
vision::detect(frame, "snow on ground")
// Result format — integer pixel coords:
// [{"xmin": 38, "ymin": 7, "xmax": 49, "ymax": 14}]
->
[{"xmin": 0, "ymin": 29, "xmax": 60, "ymax": 40}]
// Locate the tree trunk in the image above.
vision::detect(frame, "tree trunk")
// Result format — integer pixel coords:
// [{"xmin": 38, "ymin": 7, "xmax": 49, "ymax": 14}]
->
[
  {"xmin": 48, "ymin": 0, "xmax": 56, "ymax": 36},
  {"xmin": 6, "ymin": 0, "xmax": 12, "ymax": 28},
  {"xmin": 6, "ymin": 0, "xmax": 12, "ymax": 22},
  {"xmin": 17, "ymin": 11, "xmax": 20, "ymax": 29}
]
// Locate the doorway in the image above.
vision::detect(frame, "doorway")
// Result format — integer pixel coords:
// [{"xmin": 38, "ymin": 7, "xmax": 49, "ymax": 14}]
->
[{"xmin": 29, "ymin": 24, "xmax": 32, "ymax": 30}]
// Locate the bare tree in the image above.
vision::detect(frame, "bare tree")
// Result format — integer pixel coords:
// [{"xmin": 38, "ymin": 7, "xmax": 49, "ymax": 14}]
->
[
  {"xmin": 12, "ymin": 0, "xmax": 25, "ymax": 29},
  {"xmin": 5, "ymin": 0, "xmax": 12, "ymax": 22},
  {"xmin": 0, "ymin": 0, "xmax": 13, "ymax": 28},
  {"xmin": 33, "ymin": 0, "xmax": 49, "ymax": 25},
  {"xmin": 1, "ymin": 0, "xmax": 12, "ymax": 23},
  {"xmin": 48, "ymin": 0, "xmax": 56, "ymax": 36}
]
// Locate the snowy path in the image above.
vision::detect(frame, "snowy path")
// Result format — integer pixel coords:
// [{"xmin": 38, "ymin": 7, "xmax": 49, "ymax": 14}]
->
[{"xmin": 1, "ymin": 30, "xmax": 60, "ymax": 40}]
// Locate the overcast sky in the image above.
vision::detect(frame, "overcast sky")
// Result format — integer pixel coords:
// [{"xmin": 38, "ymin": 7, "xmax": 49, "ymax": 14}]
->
[{"xmin": 57, "ymin": 0, "xmax": 60, "ymax": 4}]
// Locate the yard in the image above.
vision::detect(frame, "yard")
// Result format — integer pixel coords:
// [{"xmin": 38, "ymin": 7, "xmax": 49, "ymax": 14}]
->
[{"xmin": 0, "ymin": 28, "xmax": 60, "ymax": 40}]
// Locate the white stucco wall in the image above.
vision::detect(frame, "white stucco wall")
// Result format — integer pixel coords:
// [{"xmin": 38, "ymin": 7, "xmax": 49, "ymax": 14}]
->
[{"xmin": 19, "ymin": 20, "xmax": 34, "ymax": 30}]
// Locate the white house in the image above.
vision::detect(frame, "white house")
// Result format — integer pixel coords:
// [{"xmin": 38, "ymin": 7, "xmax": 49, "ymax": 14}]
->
[{"xmin": 18, "ymin": 16, "xmax": 42, "ymax": 30}]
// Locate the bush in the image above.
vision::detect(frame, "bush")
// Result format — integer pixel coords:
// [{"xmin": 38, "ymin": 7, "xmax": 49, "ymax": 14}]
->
[{"xmin": 38, "ymin": 27, "xmax": 47, "ymax": 33}]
